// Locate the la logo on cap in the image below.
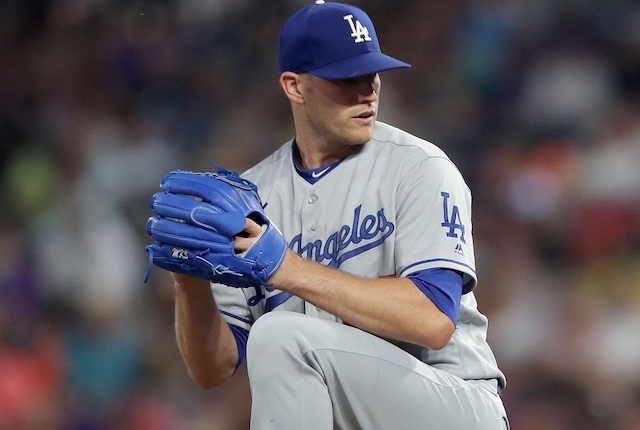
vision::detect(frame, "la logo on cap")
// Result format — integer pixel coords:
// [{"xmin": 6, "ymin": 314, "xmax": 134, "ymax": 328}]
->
[{"xmin": 343, "ymin": 14, "xmax": 371, "ymax": 43}]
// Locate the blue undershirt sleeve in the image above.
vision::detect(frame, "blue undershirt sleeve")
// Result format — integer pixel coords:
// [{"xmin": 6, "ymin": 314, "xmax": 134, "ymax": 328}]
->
[
  {"xmin": 407, "ymin": 268, "xmax": 463, "ymax": 324},
  {"xmin": 228, "ymin": 324, "xmax": 249, "ymax": 369}
]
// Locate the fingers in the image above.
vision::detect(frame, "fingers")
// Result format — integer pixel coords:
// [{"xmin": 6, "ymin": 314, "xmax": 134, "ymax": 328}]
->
[
  {"xmin": 244, "ymin": 218, "xmax": 263, "ymax": 237},
  {"xmin": 234, "ymin": 218, "xmax": 266, "ymax": 254},
  {"xmin": 235, "ymin": 236, "xmax": 256, "ymax": 253}
]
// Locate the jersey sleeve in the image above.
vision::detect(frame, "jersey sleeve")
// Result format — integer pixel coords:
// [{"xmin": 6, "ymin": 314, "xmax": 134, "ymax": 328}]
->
[
  {"xmin": 211, "ymin": 282, "xmax": 255, "ymax": 368},
  {"xmin": 211, "ymin": 282, "xmax": 254, "ymax": 331},
  {"xmin": 407, "ymin": 268, "xmax": 463, "ymax": 323},
  {"xmin": 395, "ymin": 153, "xmax": 477, "ymax": 293},
  {"xmin": 228, "ymin": 324, "xmax": 249, "ymax": 369}
]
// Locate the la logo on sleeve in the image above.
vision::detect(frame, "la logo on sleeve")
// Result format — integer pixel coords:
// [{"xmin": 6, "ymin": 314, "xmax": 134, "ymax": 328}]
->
[{"xmin": 440, "ymin": 191, "xmax": 466, "ymax": 244}]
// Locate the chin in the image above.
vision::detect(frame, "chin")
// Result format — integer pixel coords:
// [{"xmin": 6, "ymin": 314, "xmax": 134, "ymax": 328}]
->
[
  {"xmin": 331, "ymin": 119, "xmax": 375, "ymax": 146},
  {"xmin": 353, "ymin": 127, "xmax": 375, "ymax": 145},
  {"xmin": 341, "ymin": 132, "xmax": 370, "ymax": 147}
]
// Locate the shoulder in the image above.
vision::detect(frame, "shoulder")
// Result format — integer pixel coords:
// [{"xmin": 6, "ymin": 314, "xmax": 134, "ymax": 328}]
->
[
  {"xmin": 369, "ymin": 122, "xmax": 464, "ymax": 181},
  {"xmin": 371, "ymin": 121, "xmax": 450, "ymax": 160},
  {"xmin": 242, "ymin": 140, "xmax": 293, "ymax": 183}
]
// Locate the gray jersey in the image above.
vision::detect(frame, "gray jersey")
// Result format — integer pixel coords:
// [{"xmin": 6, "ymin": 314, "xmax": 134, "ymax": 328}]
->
[{"xmin": 213, "ymin": 121, "xmax": 506, "ymax": 388}]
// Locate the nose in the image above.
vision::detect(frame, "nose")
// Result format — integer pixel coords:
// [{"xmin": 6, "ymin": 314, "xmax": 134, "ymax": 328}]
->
[{"xmin": 357, "ymin": 74, "xmax": 378, "ymax": 102}]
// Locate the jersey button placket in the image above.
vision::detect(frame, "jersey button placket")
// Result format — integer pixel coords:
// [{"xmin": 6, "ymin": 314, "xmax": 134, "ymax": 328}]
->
[{"xmin": 306, "ymin": 194, "xmax": 319, "ymax": 233}]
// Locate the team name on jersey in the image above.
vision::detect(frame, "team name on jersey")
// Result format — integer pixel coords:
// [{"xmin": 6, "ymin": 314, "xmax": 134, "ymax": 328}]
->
[{"xmin": 289, "ymin": 204, "xmax": 394, "ymax": 268}]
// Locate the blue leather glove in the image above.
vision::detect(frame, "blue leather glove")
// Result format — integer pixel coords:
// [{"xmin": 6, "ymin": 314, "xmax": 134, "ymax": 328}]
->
[{"xmin": 144, "ymin": 165, "xmax": 288, "ymax": 287}]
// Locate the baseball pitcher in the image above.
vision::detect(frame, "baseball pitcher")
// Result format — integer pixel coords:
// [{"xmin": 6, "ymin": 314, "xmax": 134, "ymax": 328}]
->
[{"xmin": 145, "ymin": 1, "xmax": 509, "ymax": 429}]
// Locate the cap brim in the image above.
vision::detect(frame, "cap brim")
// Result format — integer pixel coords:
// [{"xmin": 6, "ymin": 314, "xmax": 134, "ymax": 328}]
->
[{"xmin": 308, "ymin": 51, "xmax": 410, "ymax": 79}]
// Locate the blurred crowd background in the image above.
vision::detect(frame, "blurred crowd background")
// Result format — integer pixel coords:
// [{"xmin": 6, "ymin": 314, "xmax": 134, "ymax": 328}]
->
[{"xmin": 1, "ymin": 0, "xmax": 640, "ymax": 428}]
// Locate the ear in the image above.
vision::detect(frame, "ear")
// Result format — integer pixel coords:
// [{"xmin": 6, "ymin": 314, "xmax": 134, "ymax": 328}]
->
[{"xmin": 279, "ymin": 72, "xmax": 305, "ymax": 105}]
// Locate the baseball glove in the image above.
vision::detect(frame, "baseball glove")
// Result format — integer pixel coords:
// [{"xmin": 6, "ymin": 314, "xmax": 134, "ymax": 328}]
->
[{"xmin": 144, "ymin": 164, "xmax": 288, "ymax": 287}]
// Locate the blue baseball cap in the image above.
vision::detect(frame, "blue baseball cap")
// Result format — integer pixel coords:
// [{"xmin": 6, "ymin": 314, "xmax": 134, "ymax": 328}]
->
[{"xmin": 278, "ymin": 0, "xmax": 411, "ymax": 79}]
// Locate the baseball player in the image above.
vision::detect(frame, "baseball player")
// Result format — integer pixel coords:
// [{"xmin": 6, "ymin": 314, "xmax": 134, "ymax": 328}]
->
[{"xmin": 147, "ymin": 1, "xmax": 509, "ymax": 429}]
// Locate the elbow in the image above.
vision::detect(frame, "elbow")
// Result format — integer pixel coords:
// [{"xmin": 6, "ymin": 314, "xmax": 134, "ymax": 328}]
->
[
  {"xmin": 191, "ymin": 374, "xmax": 221, "ymax": 390},
  {"xmin": 190, "ymin": 373, "xmax": 229, "ymax": 391},
  {"xmin": 188, "ymin": 364, "xmax": 236, "ymax": 390},
  {"xmin": 415, "ymin": 316, "xmax": 455, "ymax": 351},
  {"xmin": 426, "ymin": 329, "xmax": 454, "ymax": 351}
]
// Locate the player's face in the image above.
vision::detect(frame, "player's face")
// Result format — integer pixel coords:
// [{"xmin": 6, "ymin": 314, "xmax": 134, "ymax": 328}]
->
[{"xmin": 302, "ymin": 73, "xmax": 381, "ymax": 148}]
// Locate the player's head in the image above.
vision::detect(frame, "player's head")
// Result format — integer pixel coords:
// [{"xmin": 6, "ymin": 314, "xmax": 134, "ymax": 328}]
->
[{"xmin": 278, "ymin": 0, "xmax": 410, "ymax": 79}]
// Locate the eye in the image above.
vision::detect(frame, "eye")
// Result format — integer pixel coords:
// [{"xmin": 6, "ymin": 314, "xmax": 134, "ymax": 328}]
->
[
  {"xmin": 331, "ymin": 77, "xmax": 356, "ymax": 86},
  {"xmin": 331, "ymin": 74, "xmax": 378, "ymax": 86}
]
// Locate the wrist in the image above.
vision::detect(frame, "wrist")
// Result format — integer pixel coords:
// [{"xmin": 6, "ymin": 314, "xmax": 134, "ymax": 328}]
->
[{"xmin": 267, "ymin": 249, "xmax": 299, "ymax": 289}]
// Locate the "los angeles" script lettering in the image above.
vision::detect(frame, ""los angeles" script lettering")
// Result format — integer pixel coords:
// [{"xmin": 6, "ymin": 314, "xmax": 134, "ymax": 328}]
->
[{"xmin": 289, "ymin": 205, "xmax": 395, "ymax": 268}]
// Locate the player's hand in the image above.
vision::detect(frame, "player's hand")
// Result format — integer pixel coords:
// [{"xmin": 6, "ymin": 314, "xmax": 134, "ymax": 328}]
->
[
  {"xmin": 234, "ymin": 218, "xmax": 266, "ymax": 255},
  {"xmin": 145, "ymin": 166, "xmax": 289, "ymax": 288}
]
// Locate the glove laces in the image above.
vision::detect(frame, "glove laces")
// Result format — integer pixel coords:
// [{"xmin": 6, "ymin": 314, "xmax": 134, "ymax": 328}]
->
[{"xmin": 143, "ymin": 245, "xmax": 155, "ymax": 283}]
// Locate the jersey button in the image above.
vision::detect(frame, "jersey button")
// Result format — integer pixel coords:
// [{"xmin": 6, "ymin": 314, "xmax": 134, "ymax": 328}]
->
[
  {"xmin": 308, "ymin": 195, "xmax": 318, "ymax": 204},
  {"xmin": 310, "ymin": 222, "xmax": 318, "ymax": 231}
]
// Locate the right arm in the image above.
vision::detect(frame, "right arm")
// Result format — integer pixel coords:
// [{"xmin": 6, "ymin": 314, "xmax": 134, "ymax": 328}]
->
[{"xmin": 172, "ymin": 273, "xmax": 240, "ymax": 389}]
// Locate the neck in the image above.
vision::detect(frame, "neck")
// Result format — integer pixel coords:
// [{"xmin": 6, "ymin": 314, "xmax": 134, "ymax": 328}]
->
[{"xmin": 294, "ymin": 139, "xmax": 357, "ymax": 170}]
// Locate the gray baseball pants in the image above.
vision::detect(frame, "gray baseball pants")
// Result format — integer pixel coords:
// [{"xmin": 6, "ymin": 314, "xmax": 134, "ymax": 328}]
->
[{"xmin": 246, "ymin": 311, "xmax": 509, "ymax": 430}]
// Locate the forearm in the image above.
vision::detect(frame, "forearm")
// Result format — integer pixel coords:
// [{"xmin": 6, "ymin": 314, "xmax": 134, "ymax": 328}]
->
[
  {"xmin": 269, "ymin": 251, "xmax": 454, "ymax": 349},
  {"xmin": 173, "ymin": 275, "xmax": 239, "ymax": 389}
]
